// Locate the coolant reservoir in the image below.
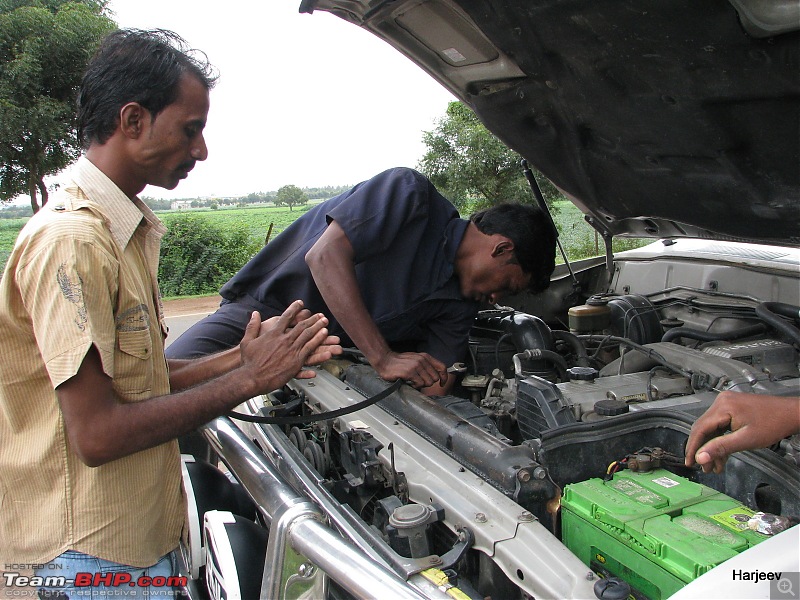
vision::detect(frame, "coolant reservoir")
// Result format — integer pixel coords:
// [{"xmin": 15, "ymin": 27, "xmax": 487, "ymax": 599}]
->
[{"xmin": 568, "ymin": 296, "xmax": 612, "ymax": 333}]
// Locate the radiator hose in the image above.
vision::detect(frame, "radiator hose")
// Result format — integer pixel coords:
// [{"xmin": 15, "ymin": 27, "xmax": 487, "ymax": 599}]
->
[{"xmin": 755, "ymin": 302, "xmax": 800, "ymax": 347}]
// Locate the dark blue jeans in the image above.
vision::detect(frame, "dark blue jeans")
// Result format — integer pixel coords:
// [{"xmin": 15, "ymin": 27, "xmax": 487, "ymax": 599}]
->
[{"xmin": 166, "ymin": 301, "xmax": 257, "ymax": 359}]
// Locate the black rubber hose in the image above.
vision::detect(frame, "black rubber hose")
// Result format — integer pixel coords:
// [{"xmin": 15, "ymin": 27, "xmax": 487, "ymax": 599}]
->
[
  {"xmin": 755, "ymin": 302, "xmax": 800, "ymax": 347},
  {"xmin": 502, "ymin": 313, "xmax": 554, "ymax": 352},
  {"xmin": 761, "ymin": 302, "xmax": 800, "ymax": 320},
  {"xmin": 661, "ymin": 323, "xmax": 768, "ymax": 344},
  {"xmin": 514, "ymin": 349, "xmax": 569, "ymax": 381},
  {"xmin": 552, "ymin": 330, "xmax": 590, "ymax": 366}
]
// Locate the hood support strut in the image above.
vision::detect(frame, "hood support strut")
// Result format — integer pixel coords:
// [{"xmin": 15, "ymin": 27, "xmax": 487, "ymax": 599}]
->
[{"xmin": 521, "ymin": 160, "xmax": 589, "ymax": 299}]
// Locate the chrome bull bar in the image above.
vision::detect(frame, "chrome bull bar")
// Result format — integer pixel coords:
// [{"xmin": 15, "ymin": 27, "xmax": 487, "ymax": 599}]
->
[{"xmin": 201, "ymin": 416, "xmax": 435, "ymax": 600}]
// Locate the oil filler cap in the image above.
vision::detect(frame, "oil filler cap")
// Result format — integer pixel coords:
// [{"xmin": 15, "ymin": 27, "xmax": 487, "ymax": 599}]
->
[
  {"xmin": 594, "ymin": 399, "xmax": 629, "ymax": 416},
  {"xmin": 567, "ymin": 366, "xmax": 598, "ymax": 381},
  {"xmin": 594, "ymin": 577, "xmax": 631, "ymax": 600}
]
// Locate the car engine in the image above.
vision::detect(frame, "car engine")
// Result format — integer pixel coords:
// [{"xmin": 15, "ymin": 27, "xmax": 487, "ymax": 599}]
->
[{"xmin": 186, "ymin": 239, "xmax": 799, "ymax": 600}]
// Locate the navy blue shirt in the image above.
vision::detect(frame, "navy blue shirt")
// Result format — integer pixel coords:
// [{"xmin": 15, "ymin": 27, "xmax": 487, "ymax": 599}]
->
[{"xmin": 220, "ymin": 168, "xmax": 478, "ymax": 365}]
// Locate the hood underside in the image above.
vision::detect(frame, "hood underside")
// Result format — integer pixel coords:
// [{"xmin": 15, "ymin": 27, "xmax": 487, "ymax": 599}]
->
[{"xmin": 300, "ymin": 0, "xmax": 800, "ymax": 246}]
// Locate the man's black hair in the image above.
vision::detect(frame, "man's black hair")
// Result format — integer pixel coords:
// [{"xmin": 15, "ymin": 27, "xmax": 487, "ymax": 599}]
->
[
  {"xmin": 77, "ymin": 29, "xmax": 217, "ymax": 148},
  {"xmin": 470, "ymin": 203, "xmax": 557, "ymax": 293}
]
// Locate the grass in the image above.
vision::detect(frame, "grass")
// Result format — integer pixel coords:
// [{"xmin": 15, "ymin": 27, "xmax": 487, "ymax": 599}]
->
[
  {"xmin": 158, "ymin": 203, "xmax": 320, "ymax": 246},
  {"xmin": 0, "ymin": 218, "xmax": 30, "ymax": 274},
  {"xmin": 0, "ymin": 201, "xmax": 648, "ymax": 282},
  {"xmin": 0, "ymin": 205, "xmax": 318, "ymax": 275},
  {"xmin": 552, "ymin": 200, "xmax": 649, "ymax": 260}
]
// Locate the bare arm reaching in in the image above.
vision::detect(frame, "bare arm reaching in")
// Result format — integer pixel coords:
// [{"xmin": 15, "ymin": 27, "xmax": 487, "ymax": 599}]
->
[
  {"xmin": 306, "ymin": 220, "xmax": 450, "ymax": 394},
  {"xmin": 685, "ymin": 391, "xmax": 800, "ymax": 473}
]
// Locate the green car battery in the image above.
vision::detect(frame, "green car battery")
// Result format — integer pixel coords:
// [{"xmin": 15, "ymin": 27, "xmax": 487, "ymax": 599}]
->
[{"xmin": 561, "ymin": 468, "xmax": 766, "ymax": 600}]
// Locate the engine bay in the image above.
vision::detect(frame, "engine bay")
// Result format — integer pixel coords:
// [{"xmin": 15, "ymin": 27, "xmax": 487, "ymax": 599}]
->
[{"xmin": 189, "ymin": 239, "xmax": 800, "ymax": 600}]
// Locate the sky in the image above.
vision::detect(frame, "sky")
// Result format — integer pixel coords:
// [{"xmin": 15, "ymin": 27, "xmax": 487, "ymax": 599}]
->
[{"xmin": 93, "ymin": 0, "xmax": 457, "ymax": 200}]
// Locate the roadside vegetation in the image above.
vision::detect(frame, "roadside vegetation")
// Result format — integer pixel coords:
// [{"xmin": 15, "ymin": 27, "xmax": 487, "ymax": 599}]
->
[
  {"xmin": 0, "ymin": 0, "xmax": 647, "ymax": 297},
  {"xmin": 0, "ymin": 200, "xmax": 647, "ymax": 295},
  {"xmin": 1, "ymin": 90, "xmax": 647, "ymax": 295},
  {"xmin": 156, "ymin": 205, "xmax": 320, "ymax": 297},
  {"xmin": 0, "ymin": 0, "xmax": 114, "ymax": 213}
]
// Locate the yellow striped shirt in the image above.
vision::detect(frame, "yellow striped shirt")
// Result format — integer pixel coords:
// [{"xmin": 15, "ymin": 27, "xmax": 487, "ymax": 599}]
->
[{"xmin": 0, "ymin": 157, "xmax": 184, "ymax": 567}]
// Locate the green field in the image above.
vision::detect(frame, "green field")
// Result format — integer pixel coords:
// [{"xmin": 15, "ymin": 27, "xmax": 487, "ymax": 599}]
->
[
  {"xmin": 0, "ymin": 201, "xmax": 646, "ymax": 281},
  {"xmin": 0, "ymin": 218, "xmax": 29, "ymax": 275},
  {"xmin": 0, "ymin": 204, "xmax": 318, "ymax": 275},
  {"xmin": 158, "ymin": 203, "xmax": 320, "ymax": 246}
]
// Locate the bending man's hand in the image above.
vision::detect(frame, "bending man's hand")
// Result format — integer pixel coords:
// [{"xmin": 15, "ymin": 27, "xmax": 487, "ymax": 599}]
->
[
  {"xmin": 373, "ymin": 350, "xmax": 449, "ymax": 392},
  {"xmin": 239, "ymin": 300, "xmax": 342, "ymax": 391},
  {"xmin": 685, "ymin": 391, "xmax": 800, "ymax": 473}
]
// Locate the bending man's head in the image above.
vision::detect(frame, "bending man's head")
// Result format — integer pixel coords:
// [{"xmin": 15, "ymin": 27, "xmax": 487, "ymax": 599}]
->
[
  {"xmin": 470, "ymin": 203, "xmax": 557, "ymax": 294},
  {"xmin": 77, "ymin": 29, "xmax": 217, "ymax": 148}
]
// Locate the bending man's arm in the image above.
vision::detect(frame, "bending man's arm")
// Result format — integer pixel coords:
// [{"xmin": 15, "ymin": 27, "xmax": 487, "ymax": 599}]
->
[
  {"xmin": 305, "ymin": 220, "xmax": 450, "ymax": 394},
  {"xmin": 685, "ymin": 391, "xmax": 800, "ymax": 473},
  {"xmin": 57, "ymin": 302, "xmax": 339, "ymax": 466}
]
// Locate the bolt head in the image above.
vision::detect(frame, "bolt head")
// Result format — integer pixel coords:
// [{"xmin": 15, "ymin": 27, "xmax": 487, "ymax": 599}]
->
[{"xmin": 298, "ymin": 563, "xmax": 316, "ymax": 578}]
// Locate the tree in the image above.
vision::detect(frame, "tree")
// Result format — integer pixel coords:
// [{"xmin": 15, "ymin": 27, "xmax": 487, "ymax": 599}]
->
[
  {"xmin": 417, "ymin": 101, "xmax": 563, "ymax": 214},
  {"xmin": 0, "ymin": 0, "xmax": 115, "ymax": 213},
  {"xmin": 158, "ymin": 213, "xmax": 260, "ymax": 297},
  {"xmin": 275, "ymin": 184, "xmax": 307, "ymax": 212},
  {"xmin": 141, "ymin": 196, "xmax": 171, "ymax": 212}
]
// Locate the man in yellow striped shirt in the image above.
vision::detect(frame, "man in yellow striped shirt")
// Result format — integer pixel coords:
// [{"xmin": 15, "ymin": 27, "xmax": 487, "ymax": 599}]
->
[{"xmin": 0, "ymin": 29, "xmax": 339, "ymax": 599}]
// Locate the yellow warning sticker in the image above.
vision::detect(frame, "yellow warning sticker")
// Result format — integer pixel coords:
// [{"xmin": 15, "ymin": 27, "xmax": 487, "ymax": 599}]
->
[{"xmin": 710, "ymin": 506, "xmax": 756, "ymax": 532}]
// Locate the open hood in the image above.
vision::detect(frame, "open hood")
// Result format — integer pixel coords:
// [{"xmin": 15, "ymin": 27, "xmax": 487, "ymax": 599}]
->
[{"xmin": 300, "ymin": 0, "xmax": 799, "ymax": 247}]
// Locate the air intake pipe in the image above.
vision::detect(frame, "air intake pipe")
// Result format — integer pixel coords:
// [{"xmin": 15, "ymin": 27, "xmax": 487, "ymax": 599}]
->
[
  {"xmin": 661, "ymin": 323, "xmax": 768, "ymax": 344},
  {"xmin": 483, "ymin": 312, "xmax": 558, "ymax": 378},
  {"xmin": 755, "ymin": 302, "xmax": 800, "ymax": 347}
]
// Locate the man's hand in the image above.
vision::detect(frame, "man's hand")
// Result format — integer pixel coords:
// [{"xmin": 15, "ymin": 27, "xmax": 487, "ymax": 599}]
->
[
  {"xmin": 685, "ymin": 391, "xmax": 800, "ymax": 473},
  {"xmin": 372, "ymin": 349, "xmax": 448, "ymax": 391},
  {"xmin": 238, "ymin": 301, "xmax": 341, "ymax": 392},
  {"xmin": 254, "ymin": 305, "xmax": 342, "ymax": 374}
]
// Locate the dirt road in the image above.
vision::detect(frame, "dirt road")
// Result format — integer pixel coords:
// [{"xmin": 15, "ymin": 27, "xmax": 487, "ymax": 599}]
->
[{"xmin": 163, "ymin": 295, "xmax": 221, "ymax": 317}]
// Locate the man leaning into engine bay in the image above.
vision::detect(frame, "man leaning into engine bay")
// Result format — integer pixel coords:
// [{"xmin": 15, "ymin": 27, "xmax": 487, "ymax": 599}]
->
[{"xmin": 167, "ymin": 167, "xmax": 557, "ymax": 395}]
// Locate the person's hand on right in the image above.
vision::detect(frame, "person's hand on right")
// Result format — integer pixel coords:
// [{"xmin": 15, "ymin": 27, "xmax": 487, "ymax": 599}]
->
[
  {"xmin": 238, "ymin": 300, "xmax": 341, "ymax": 393},
  {"xmin": 685, "ymin": 391, "xmax": 800, "ymax": 473}
]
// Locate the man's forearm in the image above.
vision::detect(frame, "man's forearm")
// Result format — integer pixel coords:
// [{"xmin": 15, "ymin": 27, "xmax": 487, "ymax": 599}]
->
[
  {"xmin": 59, "ymin": 305, "xmax": 336, "ymax": 466},
  {"xmin": 312, "ymin": 265, "xmax": 390, "ymax": 365},
  {"xmin": 168, "ymin": 346, "xmax": 241, "ymax": 391},
  {"xmin": 104, "ymin": 367, "xmax": 267, "ymax": 462},
  {"xmin": 305, "ymin": 223, "xmax": 448, "ymax": 390},
  {"xmin": 59, "ymin": 347, "xmax": 266, "ymax": 466}
]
